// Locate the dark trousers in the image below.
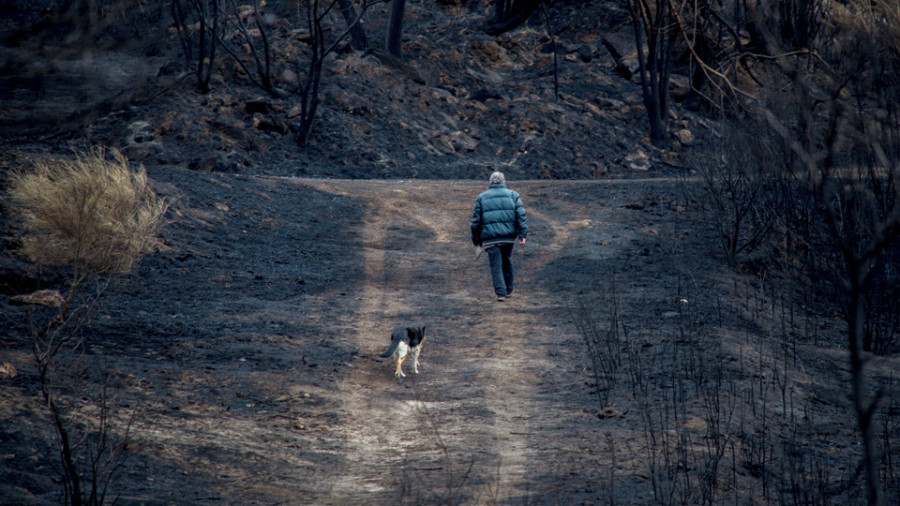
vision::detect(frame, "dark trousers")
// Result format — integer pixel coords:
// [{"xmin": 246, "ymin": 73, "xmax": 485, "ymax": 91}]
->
[{"xmin": 486, "ymin": 243, "xmax": 514, "ymax": 297}]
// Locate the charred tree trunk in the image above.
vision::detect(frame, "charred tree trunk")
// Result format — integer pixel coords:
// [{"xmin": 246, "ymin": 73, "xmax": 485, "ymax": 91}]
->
[
  {"xmin": 385, "ymin": 0, "xmax": 406, "ymax": 57},
  {"xmin": 294, "ymin": 0, "xmax": 374, "ymax": 144},
  {"xmin": 172, "ymin": 0, "xmax": 220, "ymax": 93},
  {"xmin": 218, "ymin": 0, "xmax": 286, "ymax": 97},
  {"xmin": 337, "ymin": 0, "xmax": 368, "ymax": 50},
  {"xmin": 627, "ymin": 0, "xmax": 675, "ymax": 146},
  {"xmin": 845, "ymin": 254, "xmax": 884, "ymax": 506}
]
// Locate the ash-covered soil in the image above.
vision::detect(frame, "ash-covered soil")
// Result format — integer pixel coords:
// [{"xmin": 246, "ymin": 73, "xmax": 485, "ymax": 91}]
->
[
  {"xmin": 0, "ymin": 169, "xmax": 882, "ymax": 504},
  {"xmin": 0, "ymin": 0, "xmax": 700, "ymax": 180},
  {"xmin": 1, "ymin": 0, "xmax": 896, "ymax": 503}
]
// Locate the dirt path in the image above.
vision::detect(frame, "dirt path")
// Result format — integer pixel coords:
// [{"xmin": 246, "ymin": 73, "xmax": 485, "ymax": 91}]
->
[
  {"xmin": 280, "ymin": 178, "xmax": 671, "ymax": 503},
  {"xmin": 307, "ymin": 180, "xmax": 578, "ymax": 502},
  {"xmin": 2, "ymin": 172, "xmax": 692, "ymax": 504}
]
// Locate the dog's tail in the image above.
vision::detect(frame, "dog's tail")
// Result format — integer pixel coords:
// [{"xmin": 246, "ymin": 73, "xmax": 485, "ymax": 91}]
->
[{"xmin": 379, "ymin": 336, "xmax": 400, "ymax": 357}]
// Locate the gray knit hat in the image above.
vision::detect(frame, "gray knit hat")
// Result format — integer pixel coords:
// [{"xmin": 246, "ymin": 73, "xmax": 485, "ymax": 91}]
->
[{"xmin": 489, "ymin": 171, "xmax": 505, "ymax": 183}]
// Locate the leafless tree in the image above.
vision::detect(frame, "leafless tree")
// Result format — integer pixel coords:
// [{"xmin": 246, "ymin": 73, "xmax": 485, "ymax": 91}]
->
[
  {"xmin": 625, "ymin": 0, "xmax": 677, "ymax": 146},
  {"xmin": 538, "ymin": 0, "xmax": 559, "ymax": 99},
  {"xmin": 292, "ymin": 0, "xmax": 376, "ymax": 144},
  {"xmin": 756, "ymin": 2, "xmax": 900, "ymax": 503},
  {"xmin": 172, "ymin": 0, "xmax": 222, "ymax": 93},
  {"xmin": 7, "ymin": 147, "xmax": 167, "ymax": 505},
  {"xmin": 772, "ymin": 0, "xmax": 822, "ymax": 51},
  {"xmin": 216, "ymin": 0, "xmax": 291, "ymax": 98},
  {"xmin": 687, "ymin": 120, "xmax": 780, "ymax": 265},
  {"xmin": 337, "ymin": 0, "xmax": 369, "ymax": 50},
  {"xmin": 681, "ymin": 2, "xmax": 900, "ymax": 502}
]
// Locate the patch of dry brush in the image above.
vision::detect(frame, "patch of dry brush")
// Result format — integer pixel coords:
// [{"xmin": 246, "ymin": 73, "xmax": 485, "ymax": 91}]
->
[{"xmin": 8, "ymin": 147, "xmax": 168, "ymax": 277}]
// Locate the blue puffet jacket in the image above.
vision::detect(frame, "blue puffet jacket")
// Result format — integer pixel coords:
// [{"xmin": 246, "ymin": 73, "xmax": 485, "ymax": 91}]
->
[{"xmin": 471, "ymin": 183, "xmax": 528, "ymax": 246}]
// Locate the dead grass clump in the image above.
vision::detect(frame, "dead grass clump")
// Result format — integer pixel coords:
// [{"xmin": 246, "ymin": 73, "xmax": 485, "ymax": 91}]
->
[{"xmin": 8, "ymin": 147, "xmax": 167, "ymax": 275}]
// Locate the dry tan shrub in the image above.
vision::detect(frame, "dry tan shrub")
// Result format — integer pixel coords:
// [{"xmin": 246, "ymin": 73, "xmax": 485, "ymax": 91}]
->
[{"xmin": 8, "ymin": 147, "xmax": 168, "ymax": 275}]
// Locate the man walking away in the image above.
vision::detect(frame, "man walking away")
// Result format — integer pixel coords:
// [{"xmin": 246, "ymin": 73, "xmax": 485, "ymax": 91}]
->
[{"xmin": 471, "ymin": 171, "xmax": 528, "ymax": 301}]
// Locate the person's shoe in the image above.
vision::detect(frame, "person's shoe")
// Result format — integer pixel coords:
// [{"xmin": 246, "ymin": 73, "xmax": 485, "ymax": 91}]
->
[{"xmin": 496, "ymin": 295, "xmax": 505, "ymax": 301}]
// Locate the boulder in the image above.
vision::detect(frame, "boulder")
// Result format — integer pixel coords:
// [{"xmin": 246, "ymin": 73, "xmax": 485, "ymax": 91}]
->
[
  {"xmin": 624, "ymin": 149, "xmax": 652, "ymax": 171},
  {"xmin": 449, "ymin": 131, "xmax": 478, "ymax": 152},
  {"xmin": 122, "ymin": 120, "xmax": 162, "ymax": 160},
  {"xmin": 279, "ymin": 69, "xmax": 299, "ymax": 87},
  {"xmin": 675, "ymin": 129, "xmax": 695, "ymax": 146}
]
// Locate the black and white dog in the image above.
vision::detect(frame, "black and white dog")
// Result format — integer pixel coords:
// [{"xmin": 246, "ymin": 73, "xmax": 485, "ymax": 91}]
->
[{"xmin": 380, "ymin": 325, "xmax": 426, "ymax": 378}]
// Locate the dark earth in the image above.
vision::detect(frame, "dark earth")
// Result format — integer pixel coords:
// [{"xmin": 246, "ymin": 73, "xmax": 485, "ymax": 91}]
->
[
  {"xmin": 1, "ymin": 171, "xmax": 881, "ymax": 504},
  {"xmin": 1, "ymin": 0, "xmax": 896, "ymax": 504}
]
